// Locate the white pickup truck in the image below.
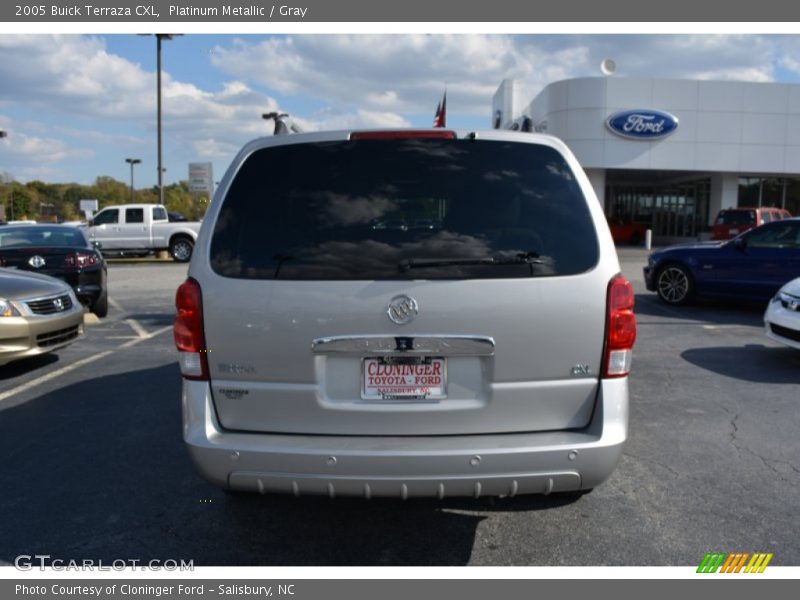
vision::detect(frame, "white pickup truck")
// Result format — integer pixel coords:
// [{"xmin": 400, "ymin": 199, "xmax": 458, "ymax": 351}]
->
[{"xmin": 86, "ymin": 204, "xmax": 202, "ymax": 262}]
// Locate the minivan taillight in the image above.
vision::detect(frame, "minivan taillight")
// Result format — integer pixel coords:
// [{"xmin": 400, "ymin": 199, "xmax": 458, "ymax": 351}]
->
[
  {"xmin": 603, "ymin": 274, "xmax": 636, "ymax": 378},
  {"xmin": 174, "ymin": 277, "xmax": 208, "ymax": 380}
]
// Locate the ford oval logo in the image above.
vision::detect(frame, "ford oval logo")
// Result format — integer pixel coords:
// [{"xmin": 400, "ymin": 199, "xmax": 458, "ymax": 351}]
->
[{"xmin": 606, "ymin": 109, "xmax": 679, "ymax": 140}]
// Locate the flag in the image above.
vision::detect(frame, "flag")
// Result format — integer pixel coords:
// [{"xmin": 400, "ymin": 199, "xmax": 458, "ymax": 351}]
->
[{"xmin": 433, "ymin": 91, "xmax": 447, "ymax": 127}]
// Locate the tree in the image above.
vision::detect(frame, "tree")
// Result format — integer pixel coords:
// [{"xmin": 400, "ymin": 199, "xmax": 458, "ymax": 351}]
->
[
  {"xmin": 90, "ymin": 176, "xmax": 129, "ymax": 207},
  {"xmin": 6, "ymin": 183, "xmax": 33, "ymax": 220},
  {"xmin": 163, "ymin": 183, "xmax": 194, "ymax": 218}
]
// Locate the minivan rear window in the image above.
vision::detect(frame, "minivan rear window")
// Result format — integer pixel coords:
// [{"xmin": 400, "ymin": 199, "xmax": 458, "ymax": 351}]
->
[{"xmin": 210, "ymin": 139, "xmax": 599, "ymax": 280}]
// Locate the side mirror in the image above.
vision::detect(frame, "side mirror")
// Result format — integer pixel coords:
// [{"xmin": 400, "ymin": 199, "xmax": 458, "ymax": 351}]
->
[
  {"xmin": 732, "ymin": 236, "xmax": 747, "ymax": 250},
  {"xmin": 87, "ymin": 219, "xmax": 94, "ymax": 227}
]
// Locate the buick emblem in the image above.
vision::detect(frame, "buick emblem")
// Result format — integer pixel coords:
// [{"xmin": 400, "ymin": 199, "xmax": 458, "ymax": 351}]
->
[
  {"xmin": 28, "ymin": 255, "xmax": 46, "ymax": 269},
  {"xmin": 387, "ymin": 295, "xmax": 418, "ymax": 325}
]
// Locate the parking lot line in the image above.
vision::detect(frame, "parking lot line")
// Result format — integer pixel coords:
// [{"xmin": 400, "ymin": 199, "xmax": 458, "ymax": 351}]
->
[
  {"xmin": 0, "ymin": 326, "xmax": 173, "ymax": 406},
  {"xmin": 108, "ymin": 297, "xmax": 125, "ymax": 313},
  {"xmin": 125, "ymin": 318, "xmax": 150, "ymax": 339}
]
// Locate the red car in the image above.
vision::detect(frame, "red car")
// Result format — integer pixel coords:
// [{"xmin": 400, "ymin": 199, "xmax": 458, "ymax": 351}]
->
[
  {"xmin": 608, "ymin": 219, "xmax": 647, "ymax": 245},
  {"xmin": 712, "ymin": 207, "xmax": 791, "ymax": 240}
]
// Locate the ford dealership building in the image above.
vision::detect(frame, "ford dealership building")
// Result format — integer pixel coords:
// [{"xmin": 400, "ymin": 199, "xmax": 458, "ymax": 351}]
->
[{"xmin": 492, "ymin": 77, "xmax": 800, "ymax": 240}]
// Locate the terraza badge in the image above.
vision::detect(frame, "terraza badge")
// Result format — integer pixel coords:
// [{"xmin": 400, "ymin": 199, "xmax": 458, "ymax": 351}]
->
[{"xmin": 606, "ymin": 109, "xmax": 679, "ymax": 140}]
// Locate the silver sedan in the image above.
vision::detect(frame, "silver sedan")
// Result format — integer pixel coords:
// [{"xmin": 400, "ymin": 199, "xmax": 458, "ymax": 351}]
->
[{"xmin": 0, "ymin": 268, "xmax": 84, "ymax": 367}]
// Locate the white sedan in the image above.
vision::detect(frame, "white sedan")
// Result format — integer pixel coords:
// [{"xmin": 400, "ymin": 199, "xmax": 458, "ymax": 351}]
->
[{"xmin": 764, "ymin": 277, "xmax": 800, "ymax": 350}]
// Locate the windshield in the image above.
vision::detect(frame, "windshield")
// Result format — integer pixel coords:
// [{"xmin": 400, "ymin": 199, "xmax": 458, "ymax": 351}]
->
[
  {"xmin": 210, "ymin": 138, "xmax": 599, "ymax": 280},
  {"xmin": 0, "ymin": 227, "xmax": 88, "ymax": 248}
]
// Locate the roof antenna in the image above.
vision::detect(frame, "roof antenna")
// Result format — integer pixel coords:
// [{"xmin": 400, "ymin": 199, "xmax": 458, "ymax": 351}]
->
[{"xmin": 262, "ymin": 112, "xmax": 304, "ymax": 135}]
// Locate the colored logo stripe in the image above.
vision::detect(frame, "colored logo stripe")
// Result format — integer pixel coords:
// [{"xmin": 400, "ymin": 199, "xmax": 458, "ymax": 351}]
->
[
  {"xmin": 697, "ymin": 552, "xmax": 773, "ymax": 573},
  {"xmin": 720, "ymin": 553, "xmax": 749, "ymax": 573},
  {"xmin": 697, "ymin": 553, "xmax": 726, "ymax": 573},
  {"xmin": 744, "ymin": 553, "xmax": 773, "ymax": 573}
]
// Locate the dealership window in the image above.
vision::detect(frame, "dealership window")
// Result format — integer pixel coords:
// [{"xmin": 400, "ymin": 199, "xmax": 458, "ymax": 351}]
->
[
  {"xmin": 738, "ymin": 177, "xmax": 760, "ymax": 206},
  {"xmin": 761, "ymin": 178, "xmax": 783, "ymax": 208},
  {"xmin": 786, "ymin": 179, "xmax": 800, "ymax": 216},
  {"xmin": 738, "ymin": 177, "xmax": 800, "ymax": 214},
  {"xmin": 605, "ymin": 177, "xmax": 709, "ymax": 238}
]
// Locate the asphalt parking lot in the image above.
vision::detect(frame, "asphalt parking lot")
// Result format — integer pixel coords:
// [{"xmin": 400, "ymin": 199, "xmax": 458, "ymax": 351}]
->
[{"xmin": 1, "ymin": 250, "xmax": 798, "ymax": 566}]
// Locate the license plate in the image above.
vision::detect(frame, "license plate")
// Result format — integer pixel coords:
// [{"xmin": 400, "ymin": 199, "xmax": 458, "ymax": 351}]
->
[
  {"xmin": 362, "ymin": 357, "xmax": 446, "ymax": 401},
  {"xmin": 729, "ymin": 228, "xmax": 739, "ymax": 236}
]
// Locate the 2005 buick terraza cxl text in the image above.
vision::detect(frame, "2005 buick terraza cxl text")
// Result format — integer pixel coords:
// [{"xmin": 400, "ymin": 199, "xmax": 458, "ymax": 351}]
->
[{"xmin": 173, "ymin": 128, "xmax": 637, "ymax": 499}]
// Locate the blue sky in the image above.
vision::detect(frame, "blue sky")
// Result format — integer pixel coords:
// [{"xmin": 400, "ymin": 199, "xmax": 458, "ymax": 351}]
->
[{"xmin": 2, "ymin": 34, "xmax": 800, "ymax": 188}]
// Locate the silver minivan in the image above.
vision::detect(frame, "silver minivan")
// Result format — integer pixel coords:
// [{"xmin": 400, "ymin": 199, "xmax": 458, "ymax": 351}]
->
[{"xmin": 175, "ymin": 129, "xmax": 636, "ymax": 498}]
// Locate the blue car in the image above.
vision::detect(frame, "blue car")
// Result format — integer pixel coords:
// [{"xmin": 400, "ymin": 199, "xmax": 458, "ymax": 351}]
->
[{"xmin": 644, "ymin": 218, "xmax": 800, "ymax": 305}]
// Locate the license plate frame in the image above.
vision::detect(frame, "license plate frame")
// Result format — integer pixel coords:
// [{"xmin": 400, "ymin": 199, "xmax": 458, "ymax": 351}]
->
[{"xmin": 361, "ymin": 356, "xmax": 447, "ymax": 401}]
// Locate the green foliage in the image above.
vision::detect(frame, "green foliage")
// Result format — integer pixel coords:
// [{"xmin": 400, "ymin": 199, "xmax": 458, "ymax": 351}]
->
[
  {"xmin": 1, "ymin": 176, "xmax": 207, "ymax": 222},
  {"xmin": 4, "ymin": 183, "xmax": 34, "ymax": 220}
]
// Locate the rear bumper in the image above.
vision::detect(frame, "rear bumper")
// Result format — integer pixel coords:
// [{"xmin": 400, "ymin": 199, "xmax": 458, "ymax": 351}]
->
[{"xmin": 182, "ymin": 378, "xmax": 628, "ymax": 498}]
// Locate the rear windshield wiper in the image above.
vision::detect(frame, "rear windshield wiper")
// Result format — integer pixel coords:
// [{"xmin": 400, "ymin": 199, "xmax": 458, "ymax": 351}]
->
[{"xmin": 398, "ymin": 252, "xmax": 545, "ymax": 272}]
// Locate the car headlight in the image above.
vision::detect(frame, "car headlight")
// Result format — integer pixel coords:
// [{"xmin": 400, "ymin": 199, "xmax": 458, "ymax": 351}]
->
[
  {"xmin": 0, "ymin": 298, "xmax": 21, "ymax": 317},
  {"xmin": 775, "ymin": 291, "xmax": 799, "ymax": 307}
]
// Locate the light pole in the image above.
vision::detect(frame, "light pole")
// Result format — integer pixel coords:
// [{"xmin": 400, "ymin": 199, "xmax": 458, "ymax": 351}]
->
[
  {"xmin": 140, "ymin": 34, "xmax": 181, "ymax": 205},
  {"xmin": 125, "ymin": 158, "xmax": 141, "ymax": 203},
  {"xmin": 1, "ymin": 130, "xmax": 8, "ymax": 222}
]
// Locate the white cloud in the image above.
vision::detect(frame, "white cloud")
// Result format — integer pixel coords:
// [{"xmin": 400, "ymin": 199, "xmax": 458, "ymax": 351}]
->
[
  {"xmin": 297, "ymin": 107, "xmax": 410, "ymax": 131},
  {"xmin": 0, "ymin": 127, "xmax": 88, "ymax": 163},
  {"xmin": 209, "ymin": 34, "xmax": 795, "ymax": 121},
  {"xmin": 1, "ymin": 33, "xmax": 799, "ymax": 185},
  {"xmin": 211, "ymin": 35, "xmax": 537, "ymax": 115},
  {"xmin": 0, "ymin": 35, "xmax": 293, "ymax": 183}
]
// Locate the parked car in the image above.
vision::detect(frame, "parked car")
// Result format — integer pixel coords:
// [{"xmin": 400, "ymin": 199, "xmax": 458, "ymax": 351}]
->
[
  {"xmin": 644, "ymin": 218, "xmax": 800, "ymax": 305},
  {"xmin": 175, "ymin": 128, "xmax": 636, "ymax": 498},
  {"xmin": 0, "ymin": 268, "xmax": 84, "ymax": 366},
  {"xmin": 86, "ymin": 204, "xmax": 201, "ymax": 262},
  {"xmin": 711, "ymin": 206, "xmax": 791, "ymax": 240},
  {"xmin": 0, "ymin": 224, "xmax": 108, "ymax": 317},
  {"xmin": 764, "ymin": 277, "xmax": 800, "ymax": 350},
  {"xmin": 608, "ymin": 218, "xmax": 647, "ymax": 246},
  {"xmin": 168, "ymin": 211, "xmax": 188, "ymax": 222}
]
